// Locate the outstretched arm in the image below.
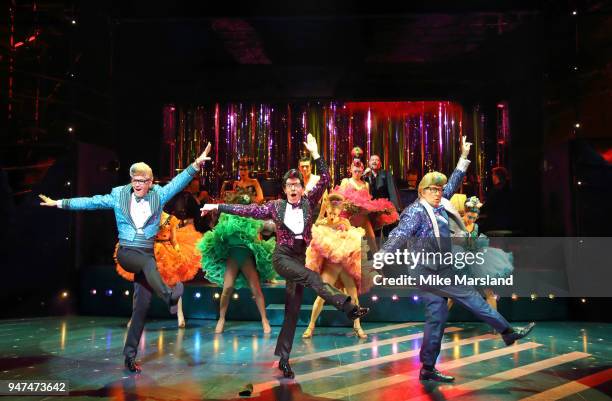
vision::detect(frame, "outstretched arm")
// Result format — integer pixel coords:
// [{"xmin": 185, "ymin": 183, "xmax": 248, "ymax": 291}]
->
[
  {"xmin": 443, "ymin": 136, "xmax": 471, "ymax": 199},
  {"xmin": 304, "ymin": 134, "xmax": 329, "ymax": 207},
  {"xmin": 40, "ymin": 193, "xmax": 114, "ymax": 210},
  {"xmin": 160, "ymin": 142, "xmax": 212, "ymax": 204},
  {"xmin": 201, "ymin": 201, "xmax": 274, "ymax": 221}
]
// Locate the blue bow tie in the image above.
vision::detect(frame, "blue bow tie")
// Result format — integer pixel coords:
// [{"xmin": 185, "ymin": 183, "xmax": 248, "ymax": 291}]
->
[
  {"xmin": 433, "ymin": 205, "xmax": 445, "ymax": 214},
  {"xmin": 288, "ymin": 201, "xmax": 301, "ymax": 209},
  {"xmin": 135, "ymin": 194, "xmax": 151, "ymax": 203}
]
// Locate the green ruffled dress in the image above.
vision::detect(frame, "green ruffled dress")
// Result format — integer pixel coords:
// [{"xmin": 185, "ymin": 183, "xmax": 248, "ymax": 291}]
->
[{"xmin": 197, "ymin": 213, "xmax": 277, "ymax": 289}]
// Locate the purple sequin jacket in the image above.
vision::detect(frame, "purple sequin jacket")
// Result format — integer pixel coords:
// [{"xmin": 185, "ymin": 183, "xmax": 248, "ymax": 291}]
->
[{"xmin": 218, "ymin": 157, "xmax": 329, "ymax": 247}]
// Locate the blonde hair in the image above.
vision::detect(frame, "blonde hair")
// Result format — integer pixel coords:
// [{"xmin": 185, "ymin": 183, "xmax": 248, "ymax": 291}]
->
[
  {"xmin": 129, "ymin": 162, "xmax": 153, "ymax": 179},
  {"xmin": 418, "ymin": 171, "xmax": 447, "ymax": 196},
  {"xmin": 449, "ymin": 194, "xmax": 467, "ymax": 216}
]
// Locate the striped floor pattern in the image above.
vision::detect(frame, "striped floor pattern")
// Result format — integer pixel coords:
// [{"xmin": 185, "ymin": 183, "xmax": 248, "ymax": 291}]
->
[{"xmin": 0, "ymin": 317, "xmax": 609, "ymax": 400}]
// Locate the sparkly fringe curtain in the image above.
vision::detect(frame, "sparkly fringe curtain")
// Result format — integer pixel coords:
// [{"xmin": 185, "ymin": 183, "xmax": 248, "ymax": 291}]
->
[{"xmin": 167, "ymin": 101, "xmax": 482, "ymax": 187}]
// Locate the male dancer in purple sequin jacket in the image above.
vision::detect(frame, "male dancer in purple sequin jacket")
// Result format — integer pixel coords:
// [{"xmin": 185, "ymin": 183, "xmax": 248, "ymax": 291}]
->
[{"xmin": 201, "ymin": 134, "xmax": 369, "ymax": 379}]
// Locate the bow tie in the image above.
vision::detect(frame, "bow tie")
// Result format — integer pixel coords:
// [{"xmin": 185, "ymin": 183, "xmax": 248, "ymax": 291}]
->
[
  {"xmin": 288, "ymin": 201, "xmax": 301, "ymax": 209},
  {"xmin": 433, "ymin": 205, "xmax": 446, "ymax": 214},
  {"xmin": 135, "ymin": 194, "xmax": 151, "ymax": 203}
]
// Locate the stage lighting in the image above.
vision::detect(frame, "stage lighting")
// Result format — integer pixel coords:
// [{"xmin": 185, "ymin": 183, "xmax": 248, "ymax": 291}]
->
[
  {"xmin": 195, "ymin": 292, "xmax": 201, "ymax": 299},
  {"xmin": 124, "ymin": 290, "xmax": 130, "ymax": 296},
  {"xmin": 232, "ymin": 293, "xmax": 239, "ymax": 300},
  {"xmin": 412, "ymin": 295, "xmax": 419, "ymax": 301},
  {"xmin": 371, "ymin": 295, "xmax": 378, "ymax": 302},
  {"xmin": 213, "ymin": 292, "xmax": 220, "ymax": 299},
  {"xmin": 105, "ymin": 289, "xmax": 113, "ymax": 296},
  {"xmin": 90, "ymin": 289, "xmax": 97, "ymax": 295},
  {"xmin": 61, "ymin": 291, "xmax": 69, "ymax": 298},
  {"xmin": 391, "ymin": 294, "xmax": 399, "ymax": 301}
]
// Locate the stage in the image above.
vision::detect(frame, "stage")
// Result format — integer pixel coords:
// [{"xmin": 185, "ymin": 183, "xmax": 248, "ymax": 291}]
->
[{"xmin": 1, "ymin": 317, "xmax": 610, "ymax": 400}]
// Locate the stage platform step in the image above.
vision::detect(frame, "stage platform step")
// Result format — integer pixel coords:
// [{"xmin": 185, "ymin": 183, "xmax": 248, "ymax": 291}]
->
[{"xmin": 79, "ymin": 264, "xmax": 571, "ymax": 323}]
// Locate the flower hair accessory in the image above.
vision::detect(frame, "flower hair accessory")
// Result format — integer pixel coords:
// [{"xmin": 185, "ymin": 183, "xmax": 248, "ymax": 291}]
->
[
  {"xmin": 351, "ymin": 147, "xmax": 364, "ymax": 159},
  {"xmin": 465, "ymin": 196, "xmax": 483, "ymax": 212}
]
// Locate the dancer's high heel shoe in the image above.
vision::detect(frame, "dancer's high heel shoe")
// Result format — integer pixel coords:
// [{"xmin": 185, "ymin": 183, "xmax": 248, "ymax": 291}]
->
[
  {"xmin": 353, "ymin": 326, "xmax": 367, "ymax": 339},
  {"xmin": 302, "ymin": 325, "xmax": 314, "ymax": 338},
  {"xmin": 262, "ymin": 319, "xmax": 271, "ymax": 334},
  {"xmin": 214, "ymin": 318, "xmax": 225, "ymax": 334}
]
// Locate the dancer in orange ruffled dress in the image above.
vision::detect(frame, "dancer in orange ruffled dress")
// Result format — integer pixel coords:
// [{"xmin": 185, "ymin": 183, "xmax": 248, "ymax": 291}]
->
[
  {"xmin": 302, "ymin": 193, "xmax": 369, "ymax": 339},
  {"xmin": 115, "ymin": 211, "xmax": 200, "ymax": 327}
]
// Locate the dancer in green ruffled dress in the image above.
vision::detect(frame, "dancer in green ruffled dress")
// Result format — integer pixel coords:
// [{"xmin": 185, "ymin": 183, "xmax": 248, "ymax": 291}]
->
[{"xmin": 197, "ymin": 159, "xmax": 276, "ymax": 333}]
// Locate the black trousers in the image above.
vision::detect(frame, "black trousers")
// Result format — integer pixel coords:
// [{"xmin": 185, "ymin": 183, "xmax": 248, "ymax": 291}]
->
[
  {"xmin": 116, "ymin": 246, "xmax": 172, "ymax": 358},
  {"xmin": 272, "ymin": 241, "xmax": 352, "ymax": 359}
]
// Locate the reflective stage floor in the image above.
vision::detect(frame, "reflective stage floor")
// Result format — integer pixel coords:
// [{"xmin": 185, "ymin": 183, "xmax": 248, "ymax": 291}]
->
[{"xmin": 0, "ymin": 317, "xmax": 610, "ymax": 400}]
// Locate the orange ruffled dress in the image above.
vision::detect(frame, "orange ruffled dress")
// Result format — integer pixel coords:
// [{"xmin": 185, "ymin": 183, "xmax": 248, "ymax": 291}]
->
[
  {"xmin": 174, "ymin": 222, "xmax": 202, "ymax": 273},
  {"xmin": 114, "ymin": 213, "xmax": 201, "ymax": 286},
  {"xmin": 305, "ymin": 218, "xmax": 367, "ymax": 293}
]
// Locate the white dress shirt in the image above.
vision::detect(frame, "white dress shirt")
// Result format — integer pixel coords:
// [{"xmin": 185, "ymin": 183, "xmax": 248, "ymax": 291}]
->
[
  {"xmin": 283, "ymin": 203, "xmax": 304, "ymax": 238},
  {"xmin": 130, "ymin": 193, "xmax": 152, "ymax": 234}
]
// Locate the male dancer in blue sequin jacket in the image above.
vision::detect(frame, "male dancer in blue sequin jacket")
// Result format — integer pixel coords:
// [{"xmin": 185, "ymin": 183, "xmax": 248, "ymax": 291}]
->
[{"xmin": 375, "ymin": 137, "xmax": 534, "ymax": 383}]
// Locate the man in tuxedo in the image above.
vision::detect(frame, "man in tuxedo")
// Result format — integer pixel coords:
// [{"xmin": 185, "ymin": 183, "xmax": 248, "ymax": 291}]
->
[{"xmin": 201, "ymin": 135, "xmax": 369, "ymax": 379}]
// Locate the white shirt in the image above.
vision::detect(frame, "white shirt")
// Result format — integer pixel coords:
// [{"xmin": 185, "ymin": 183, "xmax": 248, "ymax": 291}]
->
[
  {"xmin": 130, "ymin": 193, "xmax": 152, "ymax": 233},
  {"xmin": 419, "ymin": 157, "xmax": 471, "ymax": 241},
  {"xmin": 283, "ymin": 203, "xmax": 304, "ymax": 238}
]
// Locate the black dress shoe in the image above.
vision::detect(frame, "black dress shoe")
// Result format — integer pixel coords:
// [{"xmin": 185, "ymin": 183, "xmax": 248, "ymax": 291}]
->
[
  {"xmin": 168, "ymin": 282, "xmax": 184, "ymax": 314},
  {"xmin": 278, "ymin": 358, "xmax": 294, "ymax": 379},
  {"xmin": 502, "ymin": 322, "xmax": 536, "ymax": 346},
  {"xmin": 419, "ymin": 367, "xmax": 455, "ymax": 382},
  {"xmin": 124, "ymin": 357, "xmax": 142, "ymax": 373},
  {"xmin": 347, "ymin": 306, "xmax": 370, "ymax": 321}
]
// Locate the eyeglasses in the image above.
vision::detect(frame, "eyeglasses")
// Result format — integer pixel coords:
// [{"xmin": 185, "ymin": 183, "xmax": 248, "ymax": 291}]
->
[
  {"xmin": 425, "ymin": 187, "xmax": 442, "ymax": 194},
  {"xmin": 131, "ymin": 178, "xmax": 152, "ymax": 185},
  {"xmin": 286, "ymin": 183, "xmax": 303, "ymax": 189}
]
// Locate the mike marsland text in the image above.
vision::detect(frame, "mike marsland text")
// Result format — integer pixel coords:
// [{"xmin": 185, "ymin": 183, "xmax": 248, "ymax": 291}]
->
[{"xmin": 372, "ymin": 274, "xmax": 514, "ymax": 287}]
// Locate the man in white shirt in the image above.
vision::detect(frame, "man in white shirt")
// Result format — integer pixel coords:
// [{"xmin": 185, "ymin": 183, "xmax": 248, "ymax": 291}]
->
[{"xmin": 40, "ymin": 143, "xmax": 212, "ymax": 373}]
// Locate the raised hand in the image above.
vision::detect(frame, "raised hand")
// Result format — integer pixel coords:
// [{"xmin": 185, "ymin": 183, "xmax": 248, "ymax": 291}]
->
[
  {"xmin": 200, "ymin": 203, "xmax": 218, "ymax": 216},
  {"xmin": 303, "ymin": 134, "xmax": 319, "ymax": 158},
  {"xmin": 461, "ymin": 136, "xmax": 472, "ymax": 158},
  {"xmin": 39, "ymin": 194, "xmax": 58, "ymax": 207},
  {"xmin": 194, "ymin": 142, "xmax": 213, "ymax": 167}
]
